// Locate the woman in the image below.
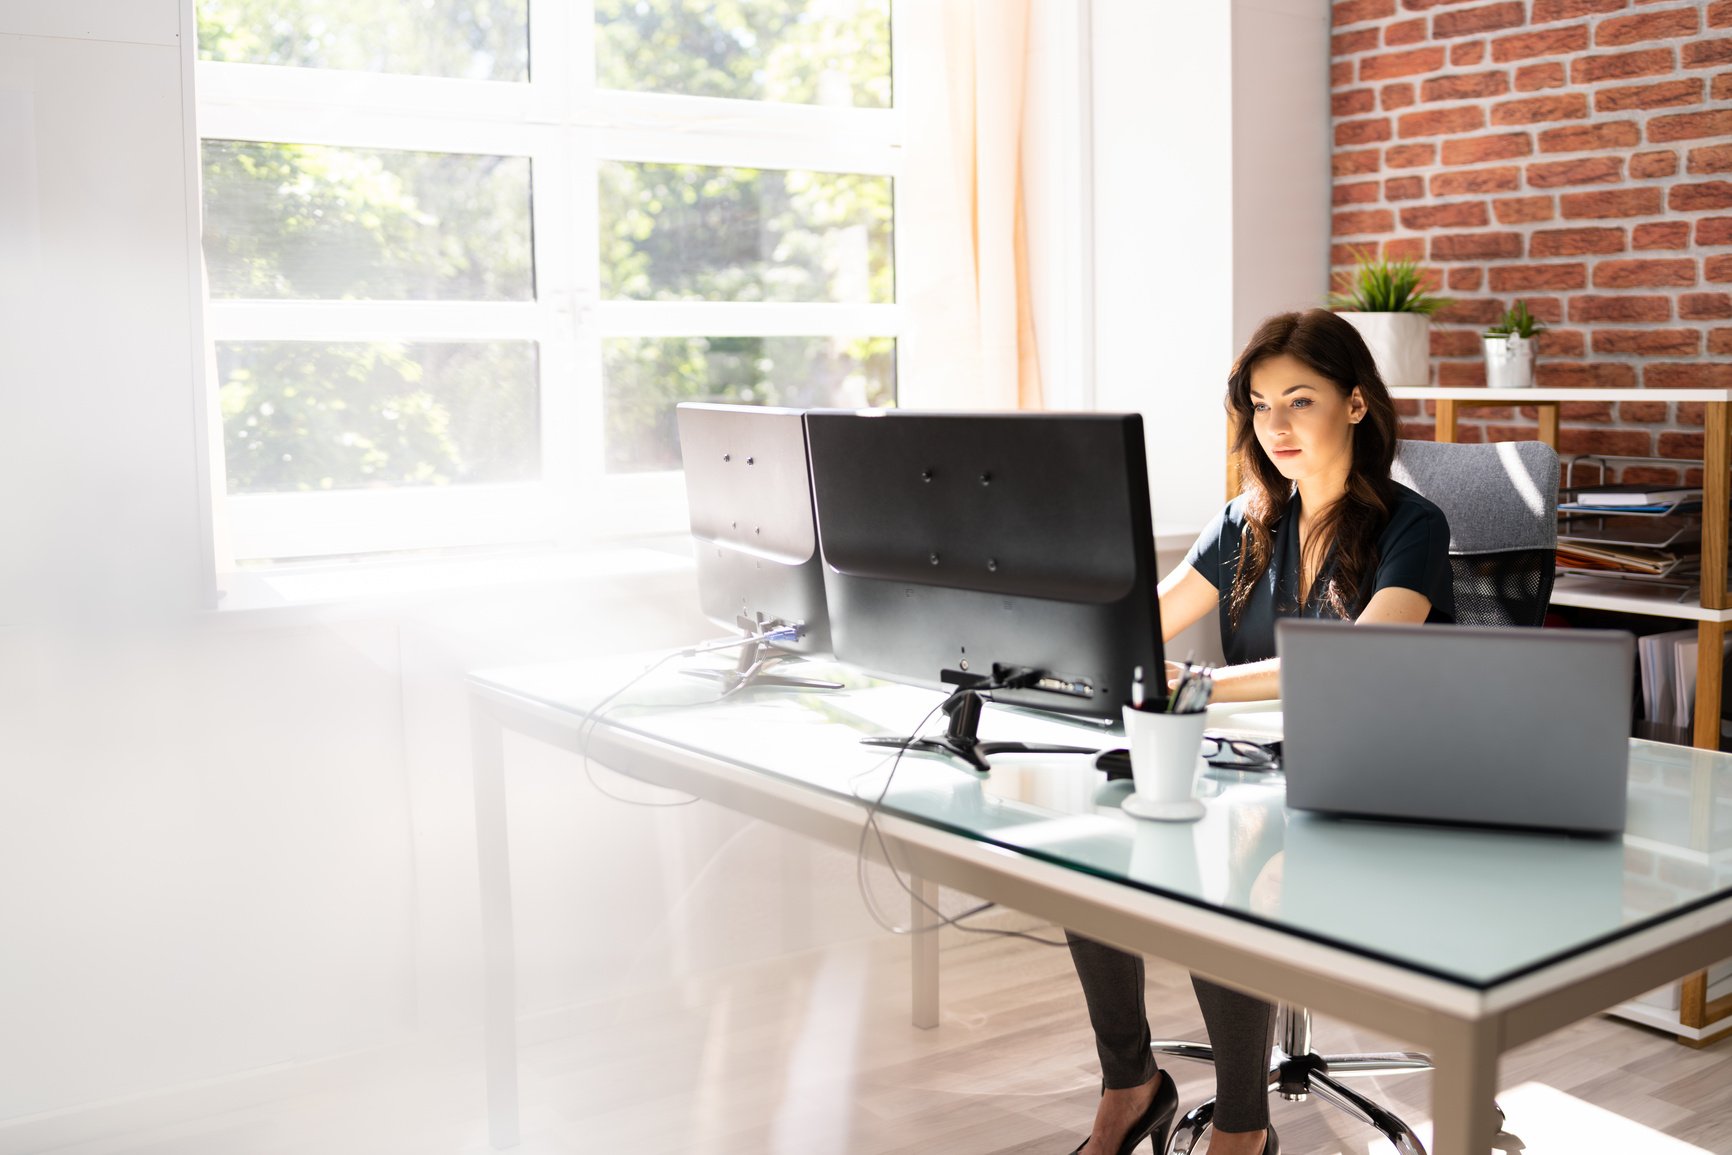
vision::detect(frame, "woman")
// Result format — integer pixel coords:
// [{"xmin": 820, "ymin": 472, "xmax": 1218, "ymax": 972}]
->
[{"xmin": 1064, "ymin": 308, "xmax": 1455, "ymax": 1155}]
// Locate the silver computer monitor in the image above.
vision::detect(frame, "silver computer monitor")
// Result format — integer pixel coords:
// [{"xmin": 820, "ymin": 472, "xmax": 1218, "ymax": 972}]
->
[{"xmin": 676, "ymin": 403, "xmax": 837, "ymax": 693}]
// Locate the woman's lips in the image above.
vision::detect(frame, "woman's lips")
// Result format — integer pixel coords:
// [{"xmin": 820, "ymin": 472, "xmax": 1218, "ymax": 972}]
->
[{"xmin": 1272, "ymin": 447, "xmax": 1300, "ymax": 457}]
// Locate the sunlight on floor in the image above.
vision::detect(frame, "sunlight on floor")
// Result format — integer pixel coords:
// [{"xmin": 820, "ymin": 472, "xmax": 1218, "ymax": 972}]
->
[
  {"xmin": 770, "ymin": 948, "xmax": 868, "ymax": 1155},
  {"xmin": 1344, "ymin": 1081, "xmax": 1715, "ymax": 1155},
  {"xmin": 1491, "ymin": 1082, "xmax": 1713, "ymax": 1155}
]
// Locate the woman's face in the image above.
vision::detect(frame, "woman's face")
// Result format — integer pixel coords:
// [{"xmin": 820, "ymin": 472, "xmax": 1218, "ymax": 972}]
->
[{"xmin": 1247, "ymin": 353, "xmax": 1366, "ymax": 485}]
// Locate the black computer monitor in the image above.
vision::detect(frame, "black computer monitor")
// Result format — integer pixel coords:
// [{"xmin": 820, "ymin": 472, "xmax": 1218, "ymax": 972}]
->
[
  {"xmin": 804, "ymin": 410, "xmax": 1165, "ymax": 771},
  {"xmin": 676, "ymin": 402, "xmax": 839, "ymax": 693}
]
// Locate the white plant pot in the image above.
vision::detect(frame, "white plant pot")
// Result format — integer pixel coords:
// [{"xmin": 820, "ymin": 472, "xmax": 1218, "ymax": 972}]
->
[
  {"xmin": 1339, "ymin": 311, "xmax": 1432, "ymax": 387},
  {"xmin": 1483, "ymin": 334, "xmax": 1536, "ymax": 389}
]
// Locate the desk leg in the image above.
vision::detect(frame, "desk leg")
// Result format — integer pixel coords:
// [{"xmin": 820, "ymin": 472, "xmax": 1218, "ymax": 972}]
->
[
  {"xmin": 1680, "ymin": 760, "xmax": 1713, "ymax": 1035},
  {"xmin": 911, "ymin": 874, "xmax": 940, "ymax": 1029},
  {"xmin": 472, "ymin": 699, "xmax": 521, "ymax": 1149},
  {"xmin": 1427, "ymin": 1020, "xmax": 1500, "ymax": 1155}
]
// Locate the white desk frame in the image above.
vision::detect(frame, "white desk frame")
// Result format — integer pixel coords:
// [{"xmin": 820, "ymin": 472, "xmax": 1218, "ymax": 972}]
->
[{"xmin": 469, "ymin": 680, "xmax": 1732, "ymax": 1155}]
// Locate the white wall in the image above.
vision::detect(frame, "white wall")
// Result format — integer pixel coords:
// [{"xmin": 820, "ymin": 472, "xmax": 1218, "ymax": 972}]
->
[
  {"xmin": 0, "ymin": 623, "xmax": 416, "ymax": 1117},
  {"xmin": 1232, "ymin": 0, "xmax": 1333, "ymax": 353},
  {"xmin": 1090, "ymin": 1, "xmax": 1236, "ymax": 540},
  {"xmin": 1087, "ymin": 0, "xmax": 1331, "ymax": 538},
  {"xmin": 0, "ymin": 5, "xmax": 206, "ymax": 627}
]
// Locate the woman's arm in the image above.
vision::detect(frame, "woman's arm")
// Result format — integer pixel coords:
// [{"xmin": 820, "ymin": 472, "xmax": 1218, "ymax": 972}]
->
[
  {"xmin": 1156, "ymin": 565, "xmax": 1280, "ymax": 701},
  {"xmin": 1353, "ymin": 585, "xmax": 1434, "ymax": 625},
  {"xmin": 1205, "ymin": 587, "xmax": 1435, "ymax": 703},
  {"xmin": 1203, "ymin": 656, "xmax": 1282, "ymax": 703},
  {"xmin": 1157, "ymin": 564, "xmax": 1219, "ymax": 643}
]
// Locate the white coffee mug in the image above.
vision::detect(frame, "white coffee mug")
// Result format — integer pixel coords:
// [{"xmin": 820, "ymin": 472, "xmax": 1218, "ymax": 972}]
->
[{"xmin": 1121, "ymin": 705, "xmax": 1209, "ymax": 822}]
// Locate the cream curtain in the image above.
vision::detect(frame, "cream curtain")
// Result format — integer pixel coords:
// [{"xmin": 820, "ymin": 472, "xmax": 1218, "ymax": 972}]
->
[{"xmin": 898, "ymin": 0, "xmax": 1044, "ymax": 411}]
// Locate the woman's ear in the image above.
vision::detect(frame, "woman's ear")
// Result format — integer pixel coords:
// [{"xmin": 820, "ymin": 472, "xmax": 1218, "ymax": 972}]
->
[{"xmin": 1348, "ymin": 387, "xmax": 1367, "ymax": 425}]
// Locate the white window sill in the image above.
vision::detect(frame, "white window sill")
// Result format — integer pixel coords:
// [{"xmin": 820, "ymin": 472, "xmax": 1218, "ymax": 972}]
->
[
  {"xmin": 200, "ymin": 527, "xmax": 1200, "ymax": 627},
  {"xmin": 207, "ymin": 538, "xmax": 697, "ymax": 624}
]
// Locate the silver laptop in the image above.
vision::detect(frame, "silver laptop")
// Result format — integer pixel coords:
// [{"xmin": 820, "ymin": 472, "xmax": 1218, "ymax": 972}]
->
[{"xmin": 1277, "ymin": 620, "xmax": 1634, "ymax": 834}]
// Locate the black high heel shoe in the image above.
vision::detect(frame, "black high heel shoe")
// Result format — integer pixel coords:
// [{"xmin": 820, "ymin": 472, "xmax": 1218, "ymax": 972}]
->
[{"xmin": 1065, "ymin": 1071, "xmax": 1179, "ymax": 1155}]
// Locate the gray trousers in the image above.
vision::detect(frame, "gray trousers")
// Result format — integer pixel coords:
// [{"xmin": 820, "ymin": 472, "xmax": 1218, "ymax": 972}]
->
[{"xmin": 1066, "ymin": 932, "xmax": 1275, "ymax": 1133}]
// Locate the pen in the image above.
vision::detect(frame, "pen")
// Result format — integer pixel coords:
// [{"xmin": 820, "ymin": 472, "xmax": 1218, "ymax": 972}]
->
[
  {"xmin": 1171, "ymin": 663, "xmax": 1214, "ymax": 714},
  {"xmin": 1168, "ymin": 661, "xmax": 1193, "ymax": 714},
  {"xmin": 1189, "ymin": 668, "xmax": 1214, "ymax": 713}
]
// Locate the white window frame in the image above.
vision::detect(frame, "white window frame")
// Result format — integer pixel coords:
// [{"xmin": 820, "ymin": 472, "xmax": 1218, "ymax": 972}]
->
[{"xmin": 195, "ymin": 0, "xmax": 906, "ymax": 562}]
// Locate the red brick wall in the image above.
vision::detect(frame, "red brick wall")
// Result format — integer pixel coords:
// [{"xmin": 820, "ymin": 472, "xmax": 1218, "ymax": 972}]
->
[{"xmin": 1331, "ymin": 0, "xmax": 1732, "ymax": 479}]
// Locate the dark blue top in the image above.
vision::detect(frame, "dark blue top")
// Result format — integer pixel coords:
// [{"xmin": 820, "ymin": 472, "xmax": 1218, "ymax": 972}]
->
[{"xmin": 1182, "ymin": 483, "xmax": 1456, "ymax": 664}]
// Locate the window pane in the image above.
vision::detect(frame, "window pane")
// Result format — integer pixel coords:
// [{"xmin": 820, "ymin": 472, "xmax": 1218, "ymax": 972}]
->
[
  {"xmin": 603, "ymin": 336, "xmax": 894, "ymax": 473},
  {"xmin": 600, "ymin": 163, "xmax": 892, "ymax": 304},
  {"xmin": 196, "ymin": 0, "xmax": 530, "ymax": 82},
  {"xmin": 203, "ymin": 140, "xmax": 534, "ymax": 301},
  {"xmin": 595, "ymin": 0, "xmax": 890, "ymax": 108},
  {"xmin": 218, "ymin": 341, "xmax": 540, "ymax": 493}
]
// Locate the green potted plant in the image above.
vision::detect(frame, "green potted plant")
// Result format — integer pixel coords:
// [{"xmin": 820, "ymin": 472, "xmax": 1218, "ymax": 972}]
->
[
  {"xmin": 1327, "ymin": 249, "xmax": 1450, "ymax": 387},
  {"xmin": 1483, "ymin": 300, "xmax": 1545, "ymax": 390}
]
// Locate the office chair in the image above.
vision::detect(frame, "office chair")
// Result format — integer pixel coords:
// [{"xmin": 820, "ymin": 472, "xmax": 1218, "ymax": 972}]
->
[
  {"xmin": 1158, "ymin": 439, "xmax": 1559, "ymax": 1155},
  {"xmin": 1393, "ymin": 438, "xmax": 1559, "ymax": 630}
]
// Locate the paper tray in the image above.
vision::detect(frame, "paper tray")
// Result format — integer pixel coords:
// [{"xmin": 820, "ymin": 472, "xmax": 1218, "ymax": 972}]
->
[{"xmin": 1557, "ymin": 515, "xmax": 1702, "ymax": 550}]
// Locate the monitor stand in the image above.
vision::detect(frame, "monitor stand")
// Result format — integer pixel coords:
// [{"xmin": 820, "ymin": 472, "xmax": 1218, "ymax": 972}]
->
[
  {"xmin": 861, "ymin": 665, "xmax": 1099, "ymax": 773},
  {"xmin": 683, "ymin": 616, "xmax": 843, "ymax": 696}
]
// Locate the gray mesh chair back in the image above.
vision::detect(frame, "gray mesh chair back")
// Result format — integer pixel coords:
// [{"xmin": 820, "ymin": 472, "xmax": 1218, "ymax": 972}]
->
[{"xmin": 1391, "ymin": 439, "xmax": 1560, "ymax": 628}]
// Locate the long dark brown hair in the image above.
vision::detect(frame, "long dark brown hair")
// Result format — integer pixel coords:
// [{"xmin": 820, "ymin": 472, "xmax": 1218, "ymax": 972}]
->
[{"xmin": 1225, "ymin": 308, "xmax": 1400, "ymax": 627}]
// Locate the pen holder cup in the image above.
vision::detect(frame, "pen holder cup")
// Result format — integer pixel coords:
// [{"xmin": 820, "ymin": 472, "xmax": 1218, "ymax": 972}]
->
[{"xmin": 1122, "ymin": 706, "xmax": 1209, "ymax": 822}]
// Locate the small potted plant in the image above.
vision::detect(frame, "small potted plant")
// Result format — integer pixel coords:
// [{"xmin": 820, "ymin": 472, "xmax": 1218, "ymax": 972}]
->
[
  {"xmin": 1327, "ymin": 249, "xmax": 1450, "ymax": 387},
  {"xmin": 1483, "ymin": 300, "xmax": 1545, "ymax": 390}
]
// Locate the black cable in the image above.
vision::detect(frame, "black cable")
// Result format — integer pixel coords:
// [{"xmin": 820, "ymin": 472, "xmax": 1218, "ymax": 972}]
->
[
  {"xmin": 851, "ymin": 687, "xmax": 1068, "ymax": 949},
  {"xmin": 582, "ymin": 642, "xmax": 1068, "ymax": 946},
  {"xmin": 577, "ymin": 632, "xmax": 789, "ymax": 807}
]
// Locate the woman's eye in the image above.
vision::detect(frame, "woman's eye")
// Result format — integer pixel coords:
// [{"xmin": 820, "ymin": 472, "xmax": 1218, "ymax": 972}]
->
[
  {"xmin": 1291, "ymin": 398, "xmax": 1311, "ymax": 408},
  {"xmin": 1253, "ymin": 402, "xmax": 1269, "ymax": 412}
]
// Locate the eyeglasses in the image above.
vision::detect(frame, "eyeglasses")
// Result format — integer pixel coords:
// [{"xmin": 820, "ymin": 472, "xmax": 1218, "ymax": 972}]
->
[{"xmin": 1202, "ymin": 735, "xmax": 1281, "ymax": 771}]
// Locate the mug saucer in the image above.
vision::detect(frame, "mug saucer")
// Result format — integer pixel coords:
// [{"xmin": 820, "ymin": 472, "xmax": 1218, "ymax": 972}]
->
[{"xmin": 1122, "ymin": 793, "xmax": 1205, "ymax": 822}]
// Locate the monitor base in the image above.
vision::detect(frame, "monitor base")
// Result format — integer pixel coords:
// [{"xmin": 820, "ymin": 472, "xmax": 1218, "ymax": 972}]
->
[
  {"xmin": 685, "ymin": 664, "xmax": 843, "ymax": 694},
  {"xmin": 863, "ymin": 675, "xmax": 1096, "ymax": 773},
  {"xmin": 682, "ymin": 617, "xmax": 842, "ymax": 697}
]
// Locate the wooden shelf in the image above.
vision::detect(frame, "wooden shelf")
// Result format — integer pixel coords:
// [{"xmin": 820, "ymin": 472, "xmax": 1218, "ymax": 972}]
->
[
  {"xmin": 1551, "ymin": 578, "xmax": 1732, "ymax": 623},
  {"xmin": 1389, "ymin": 387, "xmax": 1732, "ymax": 403}
]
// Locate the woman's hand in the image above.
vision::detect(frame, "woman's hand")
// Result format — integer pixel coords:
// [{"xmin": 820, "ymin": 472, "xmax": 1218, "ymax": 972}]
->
[
  {"xmin": 1164, "ymin": 660, "xmax": 1188, "ymax": 693},
  {"xmin": 1169, "ymin": 657, "xmax": 1278, "ymax": 704}
]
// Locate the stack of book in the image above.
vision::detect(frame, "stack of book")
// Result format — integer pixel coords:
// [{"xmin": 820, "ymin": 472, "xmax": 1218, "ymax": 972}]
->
[
  {"xmin": 1556, "ymin": 483, "xmax": 1702, "ymax": 582},
  {"xmin": 1637, "ymin": 627, "xmax": 1732, "ymax": 735},
  {"xmin": 1557, "ymin": 483, "xmax": 1701, "ymax": 515}
]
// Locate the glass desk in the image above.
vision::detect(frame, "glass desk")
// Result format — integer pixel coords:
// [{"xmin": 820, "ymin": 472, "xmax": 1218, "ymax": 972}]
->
[{"xmin": 468, "ymin": 654, "xmax": 1732, "ymax": 1155}]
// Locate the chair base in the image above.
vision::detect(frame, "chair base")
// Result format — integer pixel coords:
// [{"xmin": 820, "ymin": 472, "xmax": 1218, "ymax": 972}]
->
[{"xmin": 1151, "ymin": 1008, "xmax": 1515, "ymax": 1155}]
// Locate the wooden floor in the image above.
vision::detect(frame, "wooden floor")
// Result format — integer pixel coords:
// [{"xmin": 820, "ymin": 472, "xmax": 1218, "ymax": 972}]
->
[
  {"xmin": 29, "ymin": 916, "xmax": 1732, "ymax": 1155},
  {"xmin": 526, "ymin": 916, "xmax": 1732, "ymax": 1155}
]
